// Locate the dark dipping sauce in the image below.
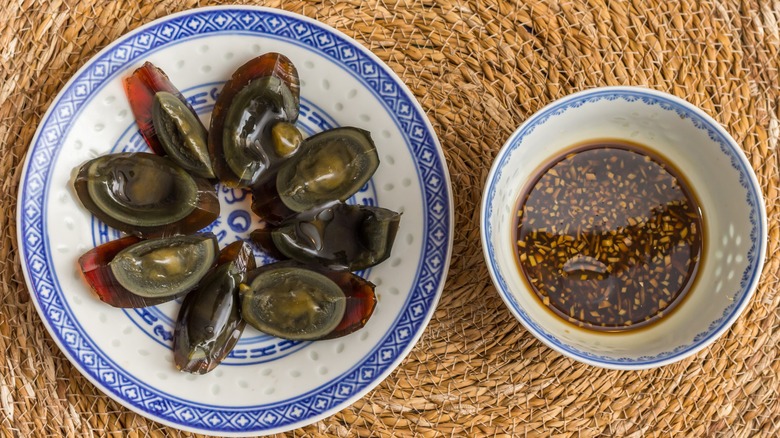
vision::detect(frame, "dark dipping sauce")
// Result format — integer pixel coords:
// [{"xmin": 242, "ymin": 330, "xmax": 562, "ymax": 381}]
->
[{"xmin": 514, "ymin": 140, "xmax": 703, "ymax": 332}]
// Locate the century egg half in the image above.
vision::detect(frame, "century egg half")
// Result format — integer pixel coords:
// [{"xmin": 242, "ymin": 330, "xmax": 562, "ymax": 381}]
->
[
  {"xmin": 250, "ymin": 203, "xmax": 401, "ymax": 271},
  {"xmin": 276, "ymin": 127, "xmax": 379, "ymax": 212},
  {"xmin": 72, "ymin": 152, "xmax": 219, "ymax": 237},
  {"xmin": 124, "ymin": 62, "xmax": 214, "ymax": 179},
  {"xmin": 209, "ymin": 52, "xmax": 302, "ymax": 188},
  {"xmin": 240, "ymin": 262, "xmax": 377, "ymax": 341},
  {"xmin": 173, "ymin": 240, "xmax": 256, "ymax": 374},
  {"xmin": 78, "ymin": 234, "xmax": 219, "ymax": 308},
  {"xmin": 250, "ymin": 127, "xmax": 380, "ymax": 225}
]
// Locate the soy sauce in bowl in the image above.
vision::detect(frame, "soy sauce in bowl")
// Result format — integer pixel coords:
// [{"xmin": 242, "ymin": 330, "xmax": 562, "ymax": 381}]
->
[{"xmin": 513, "ymin": 139, "xmax": 704, "ymax": 332}]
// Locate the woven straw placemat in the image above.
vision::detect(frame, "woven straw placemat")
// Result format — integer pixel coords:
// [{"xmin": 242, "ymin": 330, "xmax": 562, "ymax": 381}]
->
[{"xmin": 1, "ymin": 0, "xmax": 778, "ymax": 436}]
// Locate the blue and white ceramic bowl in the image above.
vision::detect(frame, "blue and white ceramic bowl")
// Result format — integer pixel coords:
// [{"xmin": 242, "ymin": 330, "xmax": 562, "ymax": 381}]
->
[{"xmin": 480, "ymin": 86, "xmax": 766, "ymax": 370}]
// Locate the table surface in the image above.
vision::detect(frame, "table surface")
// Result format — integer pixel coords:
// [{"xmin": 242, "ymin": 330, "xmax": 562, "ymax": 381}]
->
[{"xmin": 1, "ymin": 0, "xmax": 778, "ymax": 436}]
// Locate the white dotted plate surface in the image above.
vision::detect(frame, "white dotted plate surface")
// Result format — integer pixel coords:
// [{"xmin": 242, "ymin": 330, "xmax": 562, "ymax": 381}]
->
[{"xmin": 17, "ymin": 6, "xmax": 453, "ymax": 435}]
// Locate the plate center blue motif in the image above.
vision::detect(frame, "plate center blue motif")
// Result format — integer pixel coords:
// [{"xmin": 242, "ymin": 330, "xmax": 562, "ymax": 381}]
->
[{"xmin": 99, "ymin": 83, "xmax": 378, "ymax": 364}]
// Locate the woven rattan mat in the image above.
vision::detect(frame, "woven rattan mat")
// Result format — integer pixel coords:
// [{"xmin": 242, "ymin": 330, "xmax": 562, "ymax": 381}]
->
[{"xmin": 2, "ymin": 0, "xmax": 779, "ymax": 436}]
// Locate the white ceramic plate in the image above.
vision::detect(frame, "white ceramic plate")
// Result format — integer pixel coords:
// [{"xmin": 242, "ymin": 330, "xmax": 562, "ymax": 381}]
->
[{"xmin": 17, "ymin": 6, "xmax": 453, "ymax": 435}]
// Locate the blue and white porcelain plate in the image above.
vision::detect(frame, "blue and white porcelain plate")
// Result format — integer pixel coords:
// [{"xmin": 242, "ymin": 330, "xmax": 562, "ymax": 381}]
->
[{"xmin": 18, "ymin": 6, "xmax": 452, "ymax": 435}]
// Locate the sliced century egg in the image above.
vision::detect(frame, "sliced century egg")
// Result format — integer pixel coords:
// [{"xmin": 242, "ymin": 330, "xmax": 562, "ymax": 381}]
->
[
  {"xmin": 240, "ymin": 262, "xmax": 377, "ymax": 341},
  {"xmin": 276, "ymin": 127, "xmax": 379, "ymax": 212},
  {"xmin": 222, "ymin": 77, "xmax": 299, "ymax": 186},
  {"xmin": 209, "ymin": 53, "xmax": 301, "ymax": 188},
  {"xmin": 72, "ymin": 152, "xmax": 219, "ymax": 237},
  {"xmin": 78, "ymin": 234, "xmax": 219, "ymax": 308},
  {"xmin": 152, "ymin": 91, "xmax": 214, "ymax": 179},
  {"xmin": 250, "ymin": 204, "xmax": 401, "ymax": 271},
  {"xmin": 173, "ymin": 240, "xmax": 256, "ymax": 374},
  {"xmin": 124, "ymin": 62, "xmax": 204, "ymax": 155}
]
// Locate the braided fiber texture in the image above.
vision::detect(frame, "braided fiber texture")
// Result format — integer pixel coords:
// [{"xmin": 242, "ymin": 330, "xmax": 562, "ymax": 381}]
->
[{"xmin": 1, "ymin": 0, "xmax": 778, "ymax": 436}]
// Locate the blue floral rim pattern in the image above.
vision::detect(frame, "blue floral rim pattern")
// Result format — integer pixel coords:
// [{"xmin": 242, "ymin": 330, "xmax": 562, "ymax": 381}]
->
[
  {"xmin": 18, "ymin": 7, "xmax": 451, "ymax": 434},
  {"xmin": 483, "ymin": 88, "xmax": 764, "ymax": 367}
]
